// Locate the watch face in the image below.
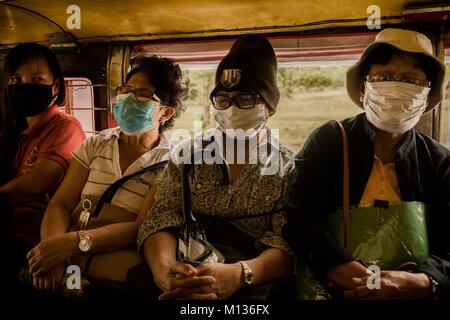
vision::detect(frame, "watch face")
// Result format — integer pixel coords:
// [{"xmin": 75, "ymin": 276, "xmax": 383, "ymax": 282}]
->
[
  {"xmin": 79, "ymin": 238, "xmax": 92, "ymax": 252},
  {"xmin": 244, "ymin": 271, "xmax": 254, "ymax": 285}
]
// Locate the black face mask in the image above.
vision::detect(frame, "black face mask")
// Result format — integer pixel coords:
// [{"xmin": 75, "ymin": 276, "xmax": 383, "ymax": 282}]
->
[{"xmin": 8, "ymin": 83, "xmax": 57, "ymax": 117}]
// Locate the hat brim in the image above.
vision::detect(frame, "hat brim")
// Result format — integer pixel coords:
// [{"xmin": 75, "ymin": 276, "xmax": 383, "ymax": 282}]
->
[{"xmin": 346, "ymin": 41, "xmax": 446, "ymax": 113}]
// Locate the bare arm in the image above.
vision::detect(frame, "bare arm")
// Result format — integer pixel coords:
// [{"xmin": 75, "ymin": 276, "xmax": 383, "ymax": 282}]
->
[
  {"xmin": 72, "ymin": 185, "xmax": 157, "ymax": 254},
  {"xmin": 144, "ymin": 236, "xmax": 295, "ymax": 291},
  {"xmin": 159, "ymin": 247, "xmax": 295, "ymax": 300},
  {"xmin": 243, "ymin": 248, "xmax": 294, "ymax": 287},
  {"xmin": 42, "ymin": 169, "xmax": 156, "ymax": 250},
  {"xmin": 0, "ymin": 158, "xmax": 64, "ymax": 199},
  {"xmin": 30, "ymin": 174, "xmax": 158, "ymax": 276},
  {"xmin": 40, "ymin": 159, "xmax": 89, "ymax": 241},
  {"xmin": 142, "ymin": 230, "xmax": 178, "ymax": 291}
]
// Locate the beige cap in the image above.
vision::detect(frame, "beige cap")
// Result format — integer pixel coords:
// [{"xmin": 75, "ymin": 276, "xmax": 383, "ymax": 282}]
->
[{"xmin": 346, "ymin": 28, "xmax": 446, "ymax": 112}]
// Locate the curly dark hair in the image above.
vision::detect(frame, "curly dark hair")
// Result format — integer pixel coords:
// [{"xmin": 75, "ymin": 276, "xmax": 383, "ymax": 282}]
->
[{"xmin": 126, "ymin": 56, "xmax": 188, "ymax": 133}]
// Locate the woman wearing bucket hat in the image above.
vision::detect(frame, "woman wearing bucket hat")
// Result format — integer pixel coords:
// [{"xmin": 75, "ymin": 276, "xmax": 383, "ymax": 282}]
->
[
  {"xmin": 136, "ymin": 34, "xmax": 296, "ymax": 300},
  {"xmin": 283, "ymin": 28, "xmax": 449, "ymax": 300}
]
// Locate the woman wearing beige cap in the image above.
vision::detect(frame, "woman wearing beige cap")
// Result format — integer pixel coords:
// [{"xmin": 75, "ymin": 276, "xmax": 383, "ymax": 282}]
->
[{"xmin": 284, "ymin": 28, "xmax": 449, "ymax": 300}]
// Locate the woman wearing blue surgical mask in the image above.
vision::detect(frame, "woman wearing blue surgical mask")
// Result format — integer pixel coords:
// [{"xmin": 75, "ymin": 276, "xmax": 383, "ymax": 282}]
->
[
  {"xmin": 138, "ymin": 35, "xmax": 296, "ymax": 301},
  {"xmin": 284, "ymin": 29, "xmax": 450, "ymax": 300},
  {"xmin": 27, "ymin": 56, "xmax": 187, "ymax": 296}
]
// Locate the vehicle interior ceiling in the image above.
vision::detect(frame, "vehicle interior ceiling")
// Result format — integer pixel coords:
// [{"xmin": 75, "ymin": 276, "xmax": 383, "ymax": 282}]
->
[{"xmin": 0, "ymin": 0, "xmax": 449, "ymax": 139}]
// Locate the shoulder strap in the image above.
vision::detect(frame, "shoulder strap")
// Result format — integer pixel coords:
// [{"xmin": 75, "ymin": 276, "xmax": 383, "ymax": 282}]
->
[
  {"xmin": 181, "ymin": 150, "xmax": 231, "ymax": 225},
  {"xmin": 336, "ymin": 121, "xmax": 350, "ymax": 248},
  {"xmin": 182, "ymin": 162, "xmax": 196, "ymax": 224},
  {"xmin": 181, "ymin": 151, "xmax": 204, "ymax": 224},
  {"xmin": 92, "ymin": 160, "xmax": 169, "ymax": 217}
]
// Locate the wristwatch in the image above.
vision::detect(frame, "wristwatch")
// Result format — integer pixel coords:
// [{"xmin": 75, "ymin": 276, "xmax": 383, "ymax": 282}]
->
[
  {"xmin": 77, "ymin": 231, "xmax": 93, "ymax": 254},
  {"xmin": 238, "ymin": 261, "xmax": 254, "ymax": 286}
]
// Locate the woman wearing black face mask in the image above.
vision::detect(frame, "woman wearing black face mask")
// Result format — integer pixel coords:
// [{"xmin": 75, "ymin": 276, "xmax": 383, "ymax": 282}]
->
[{"xmin": 0, "ymin": 43, "xmax": 85, "ymax": 294}]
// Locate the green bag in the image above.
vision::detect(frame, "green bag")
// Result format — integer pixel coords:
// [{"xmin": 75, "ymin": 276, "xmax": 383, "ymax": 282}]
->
[
  {"xmin": 327, "ymin": 202, "xmax": 429, "ymax": 270},
  {"xmin": 296, "ymin": 122, "xmax": 429, "ymax": 300}
]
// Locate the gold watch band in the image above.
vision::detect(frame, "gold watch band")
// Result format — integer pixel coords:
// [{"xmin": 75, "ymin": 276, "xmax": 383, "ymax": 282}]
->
[
  {"xmin": 77, "ymin": 231, "xmax": 89, "ymax": 241},
  {"xmin": 426, "ymin": 274, "xmax": 439, "ymax": 298},
  {"xmin": 238, "ymin": 261, "xmax": 254, "ymax": 286}
]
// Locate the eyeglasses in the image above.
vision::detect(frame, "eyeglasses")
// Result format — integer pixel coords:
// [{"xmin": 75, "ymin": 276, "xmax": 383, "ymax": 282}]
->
[
  {"xmin": 365, "ymin": 75, "xmax": 431, "ymax": 88},
  {"xmin": 211, "ymin": 92, "xmax": 264, "ymax": 110},
  {"xmin": 115, "ymin": 86, "xmax": 162, "ymax": 103}
]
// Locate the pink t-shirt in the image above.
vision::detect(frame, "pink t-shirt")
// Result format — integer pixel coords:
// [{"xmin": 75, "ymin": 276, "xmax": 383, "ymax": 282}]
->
[{"xmin": 11, "ymin": 105, "xmax": 85, "ymax": 246}]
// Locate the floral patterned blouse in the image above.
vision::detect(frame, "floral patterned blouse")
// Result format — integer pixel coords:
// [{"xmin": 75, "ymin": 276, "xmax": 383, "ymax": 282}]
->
[{"xmin": 137, "ymin": 128, "xmax": 295, "ymax": 259}]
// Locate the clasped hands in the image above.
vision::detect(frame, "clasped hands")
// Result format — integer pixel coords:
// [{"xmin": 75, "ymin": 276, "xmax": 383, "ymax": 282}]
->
[{"xmin": 158, "ymin": 261, "xmax": 243, "ymax": 300}]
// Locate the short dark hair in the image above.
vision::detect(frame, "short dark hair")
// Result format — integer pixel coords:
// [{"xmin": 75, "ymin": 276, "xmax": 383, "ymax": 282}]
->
[
  {"xmin": 3, "ymin": 43, "xmax": 66, "ymax": 106},
  {"xmin": 126, "ymin": 56, "xmax": 188, "ymax": 132},
  {"xmin": 361, "ymin": 44, "xmax": 438, "ymax": 85}
]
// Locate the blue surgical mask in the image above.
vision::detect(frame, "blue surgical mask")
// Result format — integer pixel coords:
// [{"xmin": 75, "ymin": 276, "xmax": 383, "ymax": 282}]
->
[{"xmin": 113, "ymin": 93, "xmax": 156, "ymax": 135}]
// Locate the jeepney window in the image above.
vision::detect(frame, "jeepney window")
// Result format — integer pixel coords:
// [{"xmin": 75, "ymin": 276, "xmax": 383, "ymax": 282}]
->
[{"xmin": 62, "ymin": 77, "xmax": 95, "ymax": 137}]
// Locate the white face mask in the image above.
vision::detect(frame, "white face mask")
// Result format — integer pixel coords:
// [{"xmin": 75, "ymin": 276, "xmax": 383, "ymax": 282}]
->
[
  {"xmin": 214, "ymin": 104, "xmax": 267, "ymax": 139},
  {"xmin": 363, "ymin": 81, "xmax": 430, "ymax": 134}
]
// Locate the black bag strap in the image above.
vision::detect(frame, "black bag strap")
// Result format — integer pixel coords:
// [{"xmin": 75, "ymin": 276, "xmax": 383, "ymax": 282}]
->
[
  {"xmin": 182, "ymin": 162, "xmax": 195, "ymax": 224},
  {"xmin": 92, "ymin": 160, "xmax": 169, "ymax": 218},
  {"xmin": 181, "ymin": 149, "xmax": 230, "ymax": 225}
]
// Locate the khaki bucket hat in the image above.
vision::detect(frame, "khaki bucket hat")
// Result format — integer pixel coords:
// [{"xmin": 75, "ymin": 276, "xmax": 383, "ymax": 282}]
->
[{"xmin": 346, "ymin": 28, "xmax": 446, "ymax": 112}]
